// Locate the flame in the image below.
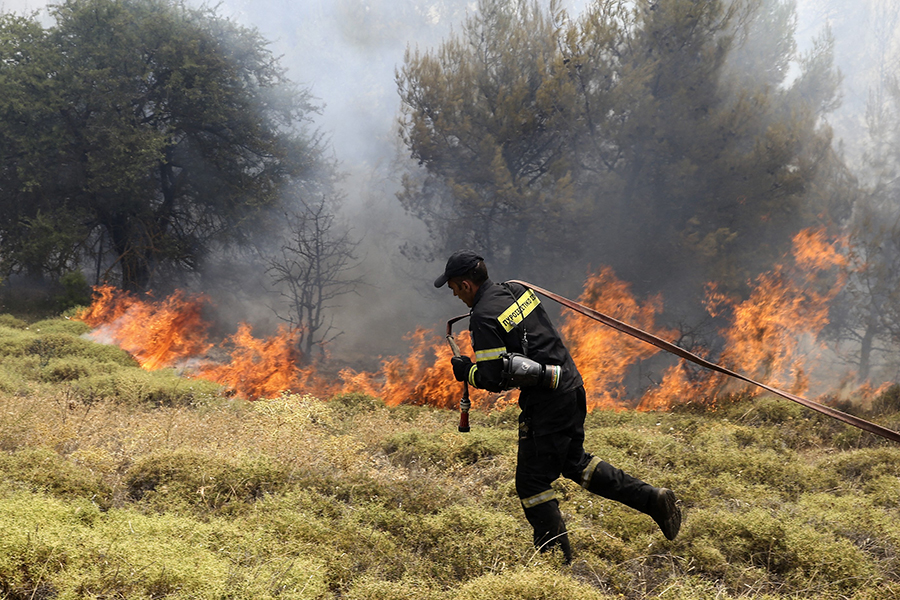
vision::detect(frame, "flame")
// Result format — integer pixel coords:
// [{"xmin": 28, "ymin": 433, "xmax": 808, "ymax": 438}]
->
[
  {"xmin": 339, "ymin": 328, "xmax": 515, "ymax": 410},
  {"xmin": 76, "ymin": 286, "xmax": 307, "ymax": 400},
  {"xmin": 75, "ymin": 286, "xmax": 509, "ymax": 407},
  {"xmin": 559, "ymin": 267, "xmax": 676, "ymax": 410},
  {"xmin": 79, "ymin": 285, "xmax": 213, "ymax": 370},
  {"xmin": 197, "ymin": 324, "xmax": 304, "ymax": 401},
  {"xmin": 637, "ymin": 227, "xmax": 848, "ymax": 410},
  {"xmin": 75, "ymin": 227, "xmax": 851, "ymax": 412}
]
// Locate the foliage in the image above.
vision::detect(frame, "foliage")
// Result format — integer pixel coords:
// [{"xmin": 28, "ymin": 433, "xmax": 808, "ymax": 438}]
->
[
  {"xmin": 397, "ymin": 0, "xmax": 847, "ymax": 301},
  {"xmin": 0, "ymin": 315, "xmax": 27, "ymax": 329},
  {"xmin": 397, "ymin": 0, "xmax": 579, "ymax": 278},
  {"xmin": 824, "ymin": 29, "xmax": 900, "ymax": 382},
  {"xmin": 53, "ymin": 270, "xmax": 92, "ymax": 312},
  {"xmin": 1, "ymin": 316, "xmax": 900, "ymax": 598},
  {"xmin": 0, "ymin": 0, "xmax": 322, "ymax": 291}
]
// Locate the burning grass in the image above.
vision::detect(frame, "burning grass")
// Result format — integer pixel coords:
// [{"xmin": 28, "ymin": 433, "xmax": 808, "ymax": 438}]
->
[{"xmin": 64, "ymin": 229, "xmax": 856, "ymax": 417}]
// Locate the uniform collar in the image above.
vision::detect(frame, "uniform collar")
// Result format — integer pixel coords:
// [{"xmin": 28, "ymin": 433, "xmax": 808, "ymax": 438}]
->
[{"xmin": 471, "ymin": 278, "xmax": 493, "ymax": 309}]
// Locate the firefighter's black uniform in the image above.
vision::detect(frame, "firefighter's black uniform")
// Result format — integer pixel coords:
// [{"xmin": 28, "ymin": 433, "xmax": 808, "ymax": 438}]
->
[{"xmin": 464, "ymin": 279, "xmax": 664, "ymax": 561}]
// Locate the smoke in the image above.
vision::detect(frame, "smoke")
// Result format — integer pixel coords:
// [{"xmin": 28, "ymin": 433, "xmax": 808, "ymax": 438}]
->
[
  {"xmin": 794, "ymin": 0, "xmax": 900, "ymax": 168},
  {"xmin": 2, "ymin": 0, "xmax": 896, "ymax": 380}
]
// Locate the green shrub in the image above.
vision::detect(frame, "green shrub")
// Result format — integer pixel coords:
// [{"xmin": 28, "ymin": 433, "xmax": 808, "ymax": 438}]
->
[
  {"xmin": 27, "ymin": 317, "xmax": 92, "ymax": 336},
  {"xmin": 404, "ymin": 505, "xmax": 523, "ymax": 581},
  {"xmin": 383, "ymin": 429, "xmax": 510, "ymax": 467},
  {"xmin": 384, "ymin": 430, "xmax": 447, "ymax": 465},
  {"xmin": 667, "ymin": 423, "xmax": 819, "ymax": 497},
  {"xmin": 818, "ymin": 447, "xmax": 900, "ymax": 482},
  {"xmin": 40, "ymin": 356, "xmax": 118, "ymax": 382},
  {"xmin": 0, "ymin": 314, "xmax": 27, "ymax": 329},
  {"xmin": 683, "ymin": 507, "xmax": 795, "ymax": 573},
  {"xmin": 26, "ymin": 332, "xmax": 137, "ymax": 367},
  {"xmin": 0, "ymin": 490, "xmax": 331, "ymax": 599},
  {"xmin": 0, "ymin": 326, "xmax": 34, "ymax": 358},
  {"xmin": 0, "ymin": 356, "xmax": 36, "ymax": 394},
  {"xmin": 0, "ymin": 448, "xmax": 110, "ymax": 507}
]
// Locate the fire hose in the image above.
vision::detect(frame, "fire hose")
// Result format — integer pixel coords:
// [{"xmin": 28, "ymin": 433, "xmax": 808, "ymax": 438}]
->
[{"xmin": 446, "ymin": 281, "xmax": 900, "ymax": 444}]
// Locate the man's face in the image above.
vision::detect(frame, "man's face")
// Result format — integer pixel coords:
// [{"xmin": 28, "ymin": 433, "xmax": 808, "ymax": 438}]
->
[{"xmin": 448, "ymin": 278, "xmax": 477, "ymax": 308}]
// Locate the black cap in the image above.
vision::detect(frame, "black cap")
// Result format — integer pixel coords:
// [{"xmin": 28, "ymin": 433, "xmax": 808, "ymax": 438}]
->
[{"xmin": 433, "ymin": 250, "xmax": 484, "ymax": 288}]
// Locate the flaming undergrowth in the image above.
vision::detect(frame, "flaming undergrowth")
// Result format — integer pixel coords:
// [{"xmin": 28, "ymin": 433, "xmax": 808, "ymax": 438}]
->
[{"xmin": 1, "ymin": 315, "xmax": 899, "ymax": 599}]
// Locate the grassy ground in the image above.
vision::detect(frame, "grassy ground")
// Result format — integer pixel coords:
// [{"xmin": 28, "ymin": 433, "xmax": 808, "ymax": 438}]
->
[{"xmin": 0, "ymin": 315, "xmax": 899, "ymax": 599}]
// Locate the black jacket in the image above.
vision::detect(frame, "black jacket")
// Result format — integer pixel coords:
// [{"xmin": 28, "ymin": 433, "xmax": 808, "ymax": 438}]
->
[{"xmin": 467, "ymin": 279, "xmax": 584, "ymax": 435}]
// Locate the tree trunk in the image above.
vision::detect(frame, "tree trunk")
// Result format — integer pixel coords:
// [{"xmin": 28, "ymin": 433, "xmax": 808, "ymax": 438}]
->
[{"xmin": 859, "ymin": 320, "xmax": 877, "ymax": 383}]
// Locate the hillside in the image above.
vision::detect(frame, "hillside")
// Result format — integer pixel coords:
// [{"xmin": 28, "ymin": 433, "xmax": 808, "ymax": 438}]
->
[{"xmin": 0, "ymin": 314, "xmax": 898, "ymax": 599}]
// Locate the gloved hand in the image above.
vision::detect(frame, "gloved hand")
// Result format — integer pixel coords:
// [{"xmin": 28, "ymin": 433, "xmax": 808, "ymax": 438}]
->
[{"xmin": 451, "ymin": 355, "xmax": 474, "ymax": 382}]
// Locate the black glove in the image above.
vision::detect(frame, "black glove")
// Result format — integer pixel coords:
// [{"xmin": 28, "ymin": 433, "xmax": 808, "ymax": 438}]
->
[{"xmin": 451, "ymin": 355, "xmax": 474, "ymax": 382}]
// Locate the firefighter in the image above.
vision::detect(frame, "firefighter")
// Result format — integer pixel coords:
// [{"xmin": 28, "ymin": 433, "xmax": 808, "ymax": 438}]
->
[{"xmin": 435, "ymin": 250, "xmax": 682, "ymax": 563}]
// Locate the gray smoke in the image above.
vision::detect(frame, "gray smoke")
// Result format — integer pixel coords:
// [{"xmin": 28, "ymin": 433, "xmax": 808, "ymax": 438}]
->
[{"xmin": 1, "ymin": 0, "xmax": 895, "ymax": 372}]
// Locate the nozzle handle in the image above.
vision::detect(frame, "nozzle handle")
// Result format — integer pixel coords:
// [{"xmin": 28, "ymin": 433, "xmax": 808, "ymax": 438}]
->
[
  {"xmin": 458, "ymin": 395, "xmax": 470, "ymax": 433},
  {"xmin": 447, "ymin": 313, "xmax": 472, "ymax": 434}
]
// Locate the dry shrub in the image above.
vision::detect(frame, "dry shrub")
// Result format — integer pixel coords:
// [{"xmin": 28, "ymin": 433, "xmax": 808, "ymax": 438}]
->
[
  {"xmin": 344, "ymin": 576, "xmax": 444, "ymax": 600},
  {"xmin": 124, "ymin": 448, "xmax": 292, "ymax": 513}
]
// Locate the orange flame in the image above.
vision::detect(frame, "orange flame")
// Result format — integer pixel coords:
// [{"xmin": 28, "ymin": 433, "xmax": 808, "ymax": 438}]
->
[
  {"xmin": 79, "ymin": 285, "xmax": 213, "ymax": 370},
  {"xmin": 76, "ymin": 286, "xmax": 306, "ymax": 400},
  {"xmin": 638, "ymin": 228, "xmax": 848, "ymax": 410},
  {"xmin": 197, "ymin": 324, "xmax": 304, "ymax": 401},
  {"xmin": 339, "ymin": 328, "xmax": 515, "ymax": 410},
  {"xmin": 75, "ymin": 227, "xmax": 851, "ymax": 412},
  {"xmin": 559, "ymin": 267, "xmax": 676, "ymax": 410}
]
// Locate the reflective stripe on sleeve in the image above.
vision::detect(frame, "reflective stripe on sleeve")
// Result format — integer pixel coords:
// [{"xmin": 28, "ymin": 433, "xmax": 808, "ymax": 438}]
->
[
  {"xmin": 475, "ymin": 346, "xmax": 506, "ymax": 362},
  {"xmin": 468, "ymin": 364, "xmax": 478, "ymax": 387},
  {"xmin": 581, "ymin": 456, "xmax": 603, "ymax": 489},
  {"xmin": 521, "ymin": 489, "xmax": 557, "ymax": 508}
]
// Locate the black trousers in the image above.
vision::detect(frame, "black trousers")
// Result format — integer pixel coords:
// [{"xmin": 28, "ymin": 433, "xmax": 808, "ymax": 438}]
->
[{"xmin": 516, "ymin": 386, "xmax": 654, "ymax": 530}]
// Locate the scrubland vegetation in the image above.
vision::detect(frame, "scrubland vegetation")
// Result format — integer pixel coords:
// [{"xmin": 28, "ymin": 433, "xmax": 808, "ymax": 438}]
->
[{"xmin": 1, "ymin": 315, "xmax": 899, "ymax": 599}]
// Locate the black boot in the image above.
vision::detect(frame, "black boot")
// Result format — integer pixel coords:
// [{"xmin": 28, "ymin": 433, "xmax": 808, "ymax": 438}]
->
[
  {"xmin": 523, "ymin": 499, "xmax": 573, "ymax": 563},
  {"xmin": 646, "ymin": 487, "xmax": 682, "ymax": 541}
]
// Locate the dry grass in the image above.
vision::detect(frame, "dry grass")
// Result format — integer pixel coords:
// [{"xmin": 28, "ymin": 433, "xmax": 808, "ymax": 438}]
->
[{"xmin": 1, "ymin": 317, "xmax": 899, "ymax": 599}]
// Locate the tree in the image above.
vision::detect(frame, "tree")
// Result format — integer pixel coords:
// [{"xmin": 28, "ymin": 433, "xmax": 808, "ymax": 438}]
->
[
  {"xmin": 0, "ymin": 13, "xmax": 88, "ymax": 281},
  {"xmin": 266, "ymin": 190, "xmax": 362, "ymax": 361},
  {"xmin": 0, "ymin": 0, "xmax": 322, "ymax": 291},
  {"xmin": 824, "ymin": 2, "xmax": 900, "ymax": 382},
  {"xmin": 396, "ymin": 0, "xmax": 582, "ymax": 280},
  {"xmin": 560, "ymin": 0, "xmax": 844, "ymax": 303},
  {"xmin": 397, "ymin": 0, "xmax": 847, "ymax": 307}
]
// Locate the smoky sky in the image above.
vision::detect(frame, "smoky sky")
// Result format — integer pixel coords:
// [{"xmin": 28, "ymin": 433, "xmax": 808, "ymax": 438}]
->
[{"xmin": 1, "ymin": 0, "xmax": 896, "ymax": 364}]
